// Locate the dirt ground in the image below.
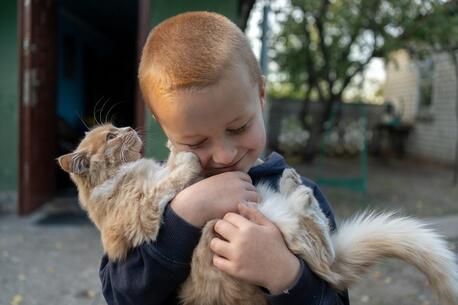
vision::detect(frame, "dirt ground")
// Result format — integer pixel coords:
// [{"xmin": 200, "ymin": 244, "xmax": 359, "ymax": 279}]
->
[
  {"xmin": 294, "ymin": 156, "xmax": 458, "ymax": 219},
  {"xmin": 1, "ymin": 156, "xmax": 457, "ymax": 305}
]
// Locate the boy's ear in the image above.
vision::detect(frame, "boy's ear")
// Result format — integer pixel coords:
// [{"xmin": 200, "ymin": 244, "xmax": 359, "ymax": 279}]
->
[
  {"xmin": 166, "ymin": 139, "xmax": 174, "ymax": 152},
  {"xmin": 259, "ymin": 75, "xmax": 267, "ymax": 110},
  {"xmin": 57, "ymin": 152, "xmax": 90, "ymax": 174}
]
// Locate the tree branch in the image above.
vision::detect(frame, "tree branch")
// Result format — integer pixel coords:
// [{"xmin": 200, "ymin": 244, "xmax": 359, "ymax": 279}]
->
[
  {"xmin": 296, "ymin": 4, "xmax": 326, "ymax": 102},
  {"xmin": 338, "ymin": 30, "xmax": 380, "ymax": 97},
  {"xmin": 315, "ymin": 0, "xmax": 332, "ymax": 95}
]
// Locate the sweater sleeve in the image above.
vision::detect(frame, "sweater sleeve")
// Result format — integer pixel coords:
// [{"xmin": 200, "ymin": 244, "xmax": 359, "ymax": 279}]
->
[
  {"xmin": 264, "ymin": 177, "xmax": 350, "ymax": 305},
  {"xmin": 99, "ymin": 204, "xmax": 202, "ymax": 305}
]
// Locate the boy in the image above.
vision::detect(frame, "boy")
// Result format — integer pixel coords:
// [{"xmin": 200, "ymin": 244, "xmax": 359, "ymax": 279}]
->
[{"xmin": 100, "ymin": 11, "xmax": 349, "ymax": 305}]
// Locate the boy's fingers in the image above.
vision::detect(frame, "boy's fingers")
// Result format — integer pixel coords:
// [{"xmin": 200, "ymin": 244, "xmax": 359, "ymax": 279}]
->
[
  {"xmin": 237, "ymin": 172, "xmax": 253, "ymax": 184},
  {"xmin": 212, "ymin": 254, "xmax": 232, "ymax": 273},
  {"xmin": 238, "ymin": 203, "xmax": 270, "ymax": 226},
  {"xmin": 213, "ymin": 219, "xmax": 237, "ymax": 241},
  {"xmin": 244, "ymin": 182, "xmax": 257, "ymax": 192},
  {"xmin": 222, "ymin": 212, "xmax": 251, "ymax": 228},
  {"xmin": 245, "ymin": 191, "xmax": 260, "ymax": 203},
  {"xmin": 209, "ymin": 237, "xmax": 232, "ymax": 259}
]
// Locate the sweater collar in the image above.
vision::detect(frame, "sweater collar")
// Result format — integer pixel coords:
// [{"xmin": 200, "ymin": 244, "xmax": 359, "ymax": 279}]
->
[{"xmin": 248, "ymin": 152, "xmax": 288, "ymax": 181}]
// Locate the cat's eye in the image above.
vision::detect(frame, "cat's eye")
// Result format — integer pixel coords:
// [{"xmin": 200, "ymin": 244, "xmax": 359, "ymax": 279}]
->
[{"xmin": 106, "ymin": 133, "xmax": 116, "ymax": 141}]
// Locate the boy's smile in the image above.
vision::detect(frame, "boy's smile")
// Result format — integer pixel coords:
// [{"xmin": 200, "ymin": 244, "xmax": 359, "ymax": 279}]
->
[{"xmin": 152, "ymin": 65, "xmax": 266, "ymax": 177}]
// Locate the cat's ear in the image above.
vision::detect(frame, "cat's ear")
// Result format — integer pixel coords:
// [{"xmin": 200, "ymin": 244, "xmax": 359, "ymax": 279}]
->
[{"xmin": 57, "ymin": 152, "xmax": 90, "ymax": 174}]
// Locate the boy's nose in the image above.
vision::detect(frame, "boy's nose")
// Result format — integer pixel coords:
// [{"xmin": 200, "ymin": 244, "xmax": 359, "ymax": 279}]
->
[{"xmin": 211, "ymin": 139, "xmax": 237, "ymax": 167}]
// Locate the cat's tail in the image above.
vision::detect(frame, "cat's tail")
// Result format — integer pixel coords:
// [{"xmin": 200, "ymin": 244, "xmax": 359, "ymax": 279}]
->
[{"xmin": 330, "ymin": 211, "xmax": 458, "ymax": 305}]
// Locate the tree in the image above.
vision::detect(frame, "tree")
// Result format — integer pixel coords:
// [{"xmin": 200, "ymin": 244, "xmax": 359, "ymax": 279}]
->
[{"xmin": 271, "ymin": 0, "xmax": 452, "ymax": 160}]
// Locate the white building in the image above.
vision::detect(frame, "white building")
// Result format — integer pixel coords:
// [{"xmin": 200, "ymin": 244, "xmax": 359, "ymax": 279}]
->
[{"xmin": 384, "ymin": 50, "xmax": 457, "ymax": 164}]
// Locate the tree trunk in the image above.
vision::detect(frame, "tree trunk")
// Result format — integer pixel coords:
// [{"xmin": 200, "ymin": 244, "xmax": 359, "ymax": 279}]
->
[
  {"xmin": 302, "ymin": 98, "xmax": 338, "ymax": 161},
  {"xmin": 298, "ymin": 95, "xmax": 312, "ymax": 130}
]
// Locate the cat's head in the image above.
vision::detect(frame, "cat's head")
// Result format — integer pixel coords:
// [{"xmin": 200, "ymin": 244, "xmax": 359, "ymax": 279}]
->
[{"xmin": 57, "ymin": 124, "xmax": 142, "ymax": 187}]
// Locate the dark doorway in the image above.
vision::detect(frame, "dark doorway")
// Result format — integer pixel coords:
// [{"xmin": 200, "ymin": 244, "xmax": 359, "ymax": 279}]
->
[
  {"xmin": 19, "ymin": 0, "xmax": 147, "ymax": 214},
  {"xmin": 55, "ymin": 0, "xmax": 140, "ymax": 194}
]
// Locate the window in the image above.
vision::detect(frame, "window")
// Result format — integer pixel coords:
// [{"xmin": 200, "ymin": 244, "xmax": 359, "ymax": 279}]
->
[{"xmin": 417, "ymin": 57, "xmax": 434, "ymax": 109}]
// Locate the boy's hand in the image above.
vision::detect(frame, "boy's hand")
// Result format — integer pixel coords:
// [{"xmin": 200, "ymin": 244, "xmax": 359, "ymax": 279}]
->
[
  {"xmin": 170, "ymin": 172, "xmax": 259, "ymax": 228},
  {"xmin": 210, "ymin": 203, "xmax": 301, "ymax": 295}
]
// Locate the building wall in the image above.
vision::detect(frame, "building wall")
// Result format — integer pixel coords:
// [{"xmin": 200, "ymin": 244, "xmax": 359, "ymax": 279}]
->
[
  {"xmin": 145, "ymin": 0, "xmax": 238, "ymax": 160},
  {"xmin": 384, "ymin": 50, "xmax": 458, "ymax": 164},
  {"xmin": 0, "ymin": 0, "xmax": 18, "ymax": 191},
  {"xmin": 408, "ymin": 52, "xmax": 457, "ymax": 164},
  {"xmin": 384, "ymin": 50, "xmax": 418, "ymax": 122}
]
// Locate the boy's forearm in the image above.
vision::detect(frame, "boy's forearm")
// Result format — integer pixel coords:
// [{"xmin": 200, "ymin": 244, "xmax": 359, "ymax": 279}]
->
[
  {"xmin": 100, "ymin": 204, "xmax": 202, "ymax": 305},
  {"xmin": 170, "ymin": 192, "xmax": 208, "ymax": 228}
]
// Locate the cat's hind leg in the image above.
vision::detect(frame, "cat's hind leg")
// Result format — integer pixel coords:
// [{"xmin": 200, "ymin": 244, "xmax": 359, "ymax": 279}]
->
[
  {"xmin": 282, "ymin": 185, "xmax": 342, "ymax": 285},
  {"xmin": 101, "ymin": 224, "xmax": 129, "ymax": 262}
]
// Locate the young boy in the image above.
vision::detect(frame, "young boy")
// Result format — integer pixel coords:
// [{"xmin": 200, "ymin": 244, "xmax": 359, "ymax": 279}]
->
[{"xmin": 100, "ymin": 11, "xmax": 349, "ymax": 305}]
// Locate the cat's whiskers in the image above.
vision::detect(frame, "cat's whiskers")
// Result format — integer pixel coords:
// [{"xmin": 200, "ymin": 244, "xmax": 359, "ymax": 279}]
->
[
  {"xmin": 93, "ymin": 96, "xmax": 105, "ymax": 126},
  {"xmin": 105, "ymin": 101, "xmax": 124, "ymax": 124},
  {"xmin": 76, "ymin": 111, "xmax": 90, "ymax": 131}
]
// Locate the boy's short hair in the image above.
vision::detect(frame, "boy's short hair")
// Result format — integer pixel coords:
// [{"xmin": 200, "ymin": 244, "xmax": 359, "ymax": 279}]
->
[{"xmin": 138, "ymin": 11, "xmax": 263, "ymax": 112}]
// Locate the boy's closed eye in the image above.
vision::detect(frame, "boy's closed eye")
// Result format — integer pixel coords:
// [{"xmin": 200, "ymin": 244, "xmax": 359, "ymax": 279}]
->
[{"xmin": 179, "ymin": 120, "xmax": 252, "ymax": 149}]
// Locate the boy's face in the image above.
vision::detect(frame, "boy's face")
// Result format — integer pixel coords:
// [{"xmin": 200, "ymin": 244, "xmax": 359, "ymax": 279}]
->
[{"xmin": 152, "ymin": 65, "xmax": 266, "ymax": 177}]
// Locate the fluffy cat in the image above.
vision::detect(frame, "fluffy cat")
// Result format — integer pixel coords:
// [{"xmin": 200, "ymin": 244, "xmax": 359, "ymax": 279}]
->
[{"xmin": 58, "ymin": 124, "xmax": 458, "ymax": 305}]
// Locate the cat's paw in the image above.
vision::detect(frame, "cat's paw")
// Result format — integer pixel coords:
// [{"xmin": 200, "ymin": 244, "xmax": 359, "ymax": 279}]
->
[
  {"xmin": 174, "ymin": 152, "xmax": 201, "ymax": 175},
  {"xmin": 279, "ymin": 168, "xmax": 302, "ymax": 195}
]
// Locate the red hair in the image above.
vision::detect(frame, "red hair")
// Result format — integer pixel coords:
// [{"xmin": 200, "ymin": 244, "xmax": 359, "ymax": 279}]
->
[{"xmin": 138, "ymin": 11, "xmax": 262, "ymax": 112}]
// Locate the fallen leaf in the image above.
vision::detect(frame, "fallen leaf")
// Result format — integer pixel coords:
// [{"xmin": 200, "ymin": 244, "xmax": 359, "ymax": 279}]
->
[
  {"xmin": 11, "ymin": 294, "xmax": 22, "ymax": 305},
  {"xmin": 384, "ymin": 276, "xmax": 392, "ymax": 284},
  {"xmin": 86, "ymin": 289, "xmax": 96, "ymax": 299},
  {"xmin": 360, "ymin": 295, "xmax": 370, "ymax": 303},
  {"xmin": 371, "ymin": 271, "xmax": 381, "ymax": 279}
]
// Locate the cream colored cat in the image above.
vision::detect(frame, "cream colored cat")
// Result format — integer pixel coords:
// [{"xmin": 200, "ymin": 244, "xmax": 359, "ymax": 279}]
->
[{"xmin": 58, "ymin": 124, "xmax": 458, "ymax": 305}]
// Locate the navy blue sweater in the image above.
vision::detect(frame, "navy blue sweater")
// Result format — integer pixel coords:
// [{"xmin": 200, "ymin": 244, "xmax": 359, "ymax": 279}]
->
[{"xmin": 99, "ymin": 152, "xmax": 350, "ymax": 305}]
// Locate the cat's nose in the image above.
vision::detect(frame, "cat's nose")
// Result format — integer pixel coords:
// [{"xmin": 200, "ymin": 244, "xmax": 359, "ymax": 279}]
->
[{"xmin": 124, "ymin": 127, "xmax": 134, "ymax": 133}]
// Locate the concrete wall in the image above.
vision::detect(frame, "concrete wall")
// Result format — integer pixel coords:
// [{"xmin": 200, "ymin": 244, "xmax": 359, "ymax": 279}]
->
[
  {"xmin": 384, "ymin": 50, "xmax": 419, "ymax": 122},
  {"xmin": 145, "ymin": 0, "xmax": 238, "ymax": 160},
  {"xmin": 408, "ymin": 52, "xmax": 458, "ymax": 164},
  {"xmin": 384, "ymin": 50, "xmax": 458, "ymax": 164},
  {"xmin": 0, "ymin": 0, "xmax": 18, "ymax": 191}
]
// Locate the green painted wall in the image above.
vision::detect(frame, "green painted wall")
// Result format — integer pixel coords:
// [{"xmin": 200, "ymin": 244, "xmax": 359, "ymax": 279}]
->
[
  {"xmin": 145, "ymin": 0, "xmax": 238, "ymax": 160},
  {"xmin": 0, "ymin": 0, "xmax": 18, "ymax": 191}
]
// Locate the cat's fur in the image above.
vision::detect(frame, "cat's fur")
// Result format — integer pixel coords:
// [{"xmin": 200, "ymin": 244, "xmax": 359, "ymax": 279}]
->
[{"xmin": 58, "ymin": 124, "xmax": 458, "ymax": 305}]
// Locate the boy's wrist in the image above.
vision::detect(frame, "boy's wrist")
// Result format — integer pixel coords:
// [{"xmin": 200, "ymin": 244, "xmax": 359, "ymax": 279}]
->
[
  {"xmin": 264, "ymin": 253, "xmax": 301, "ymax": 295},
  {"xmin": 170, "ymin": 192, "xmax": 208, "ymax": 228}
]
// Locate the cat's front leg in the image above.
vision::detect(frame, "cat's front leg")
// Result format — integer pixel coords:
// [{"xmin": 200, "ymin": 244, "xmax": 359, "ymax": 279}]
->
[{"xmin": 164, "ymin": 151, "xmax": 202, "ymax": 190}]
